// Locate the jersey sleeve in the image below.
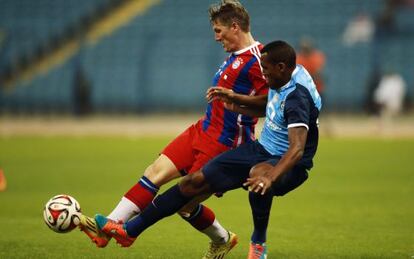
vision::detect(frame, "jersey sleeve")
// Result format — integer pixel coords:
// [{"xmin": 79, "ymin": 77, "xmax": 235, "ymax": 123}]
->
[
  {"xmin": 248, "ymin": 61, "xmax": 268, "ymax": 95},
  {"xmin": 284, "ymin": 88, "xmax": 311, "ymax": 130}
]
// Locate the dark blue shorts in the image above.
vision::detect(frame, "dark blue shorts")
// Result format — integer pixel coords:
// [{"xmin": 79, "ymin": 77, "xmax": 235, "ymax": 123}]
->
[{"xmin": 202, "ymin": 141, "xmax": 309, "ymax": 196}]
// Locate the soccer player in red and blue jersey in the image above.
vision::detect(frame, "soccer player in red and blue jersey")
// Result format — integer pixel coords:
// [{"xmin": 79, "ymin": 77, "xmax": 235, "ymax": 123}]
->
[
  {"xmin": 78, "ymin": 1, "xmax": 267, "ymax": 258},
  {"xmin": 94, "ymin": 40, "xmax": 321, "ymax": 259}
]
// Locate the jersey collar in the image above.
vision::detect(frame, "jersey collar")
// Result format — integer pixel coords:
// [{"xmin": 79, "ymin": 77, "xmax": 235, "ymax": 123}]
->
[
  {"xmin": 233, "ymin": 41, "xmax": 260, "ymax": 55},
  {"xmin": 279, "ymin": 65, "xmax": 300, "ymax": 92}
]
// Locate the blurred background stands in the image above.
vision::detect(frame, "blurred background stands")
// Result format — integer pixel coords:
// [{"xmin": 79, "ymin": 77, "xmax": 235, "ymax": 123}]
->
[{"xmin": 0, "ymin": 0, "xmax": 413, "ymax": 115}]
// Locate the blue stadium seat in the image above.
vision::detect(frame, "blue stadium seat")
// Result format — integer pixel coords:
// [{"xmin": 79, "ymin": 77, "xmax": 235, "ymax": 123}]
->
[{"xmin": 0, "ymin": 0, "xmax": 412, "ymax": 112}]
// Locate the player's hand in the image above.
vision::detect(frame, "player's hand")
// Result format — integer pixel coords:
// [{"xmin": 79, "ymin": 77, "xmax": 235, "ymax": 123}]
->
[
  {"xmin": 243, "ymin": 162, "xmax": 274, "ymax": 195},
  {"xmin": 243, "ymin": 176, "xmax": 272, "ymax": 195},
  {"xmin": 206, "ymin": 86, "xmax": 234, "ymax": 103}
]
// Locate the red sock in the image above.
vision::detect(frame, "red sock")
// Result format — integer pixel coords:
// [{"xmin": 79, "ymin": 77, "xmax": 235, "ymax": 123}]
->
[
  {"xmin": 124, "ymin": 176, "xmax": 159, "ymax": 210},
  {"xmin": 184, "ymin": 204, "xmax": 215, "ymax": 231}
]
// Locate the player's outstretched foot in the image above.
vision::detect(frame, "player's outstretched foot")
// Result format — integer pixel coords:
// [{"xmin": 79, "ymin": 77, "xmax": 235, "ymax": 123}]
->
[
  {"xmin": 78, "ymin": 214, "xmax": 111, "ymax": 248},
  {"xmin": 247, "ymin": 242, "xmax": 267, "ymax": 259},
  {"xmin": 202, "ymin": 231, "xmax": 238, "ymax": 259},
  {"xmin": 95, "ymin": 214, "xmax": 136, "ymax": 247}
]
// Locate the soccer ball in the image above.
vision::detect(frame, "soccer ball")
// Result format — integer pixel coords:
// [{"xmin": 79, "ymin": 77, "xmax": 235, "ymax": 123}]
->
[{"xmin": 43, "ymin": 194, "xmax": 81, "ymax": 233}]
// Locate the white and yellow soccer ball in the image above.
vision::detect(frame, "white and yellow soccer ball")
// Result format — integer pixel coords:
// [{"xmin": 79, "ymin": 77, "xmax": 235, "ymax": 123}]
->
[{"xmin": 43, "ymin": 194, "xmax": 81, "ymax": 233}]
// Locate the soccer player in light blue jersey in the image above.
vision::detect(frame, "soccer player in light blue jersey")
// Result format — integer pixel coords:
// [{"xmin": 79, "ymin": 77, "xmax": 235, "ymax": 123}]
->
[{"xmin": 94, "ymin": 40, "xmax": 322, "ymax": 259}]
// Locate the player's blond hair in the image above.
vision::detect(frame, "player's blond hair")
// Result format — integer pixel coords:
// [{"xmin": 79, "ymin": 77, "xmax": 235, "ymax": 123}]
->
[{"xmin": 208, "ymin": 0, "xmax": 250, "ymax": 32}]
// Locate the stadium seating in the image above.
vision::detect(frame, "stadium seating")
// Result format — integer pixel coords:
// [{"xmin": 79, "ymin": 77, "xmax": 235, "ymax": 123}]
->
[{"xmin": 0, "ymin": 0, "xmax": 412, "ymax": 113}]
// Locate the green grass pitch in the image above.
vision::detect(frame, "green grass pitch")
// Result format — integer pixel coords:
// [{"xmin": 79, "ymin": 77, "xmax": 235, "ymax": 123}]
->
[{"xmin": 0, "ymin": 136, "xmax": 413, "ymax": 258}]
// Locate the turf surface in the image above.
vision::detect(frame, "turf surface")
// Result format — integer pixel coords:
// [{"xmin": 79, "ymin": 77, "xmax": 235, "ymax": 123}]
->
[{"xmin": 0, "ymin": 136, "xmax": 413, "ymax": 258}]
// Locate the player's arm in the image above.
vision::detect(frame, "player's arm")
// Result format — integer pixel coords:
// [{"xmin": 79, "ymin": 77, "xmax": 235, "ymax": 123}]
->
[
  {"xmin": 244, "ymin": 126, "xmax": 308, "ymax": 194},
  {"xmin": 206, "ymin": 86, "xmax": 267, "ymax": 117},
  {"xmin": 206, "ymin": 86, "xmax": 267, "ymax": 108},
  {"xmin": 226, "ymin": 103, "xmax": 266, "ymax": 117}
]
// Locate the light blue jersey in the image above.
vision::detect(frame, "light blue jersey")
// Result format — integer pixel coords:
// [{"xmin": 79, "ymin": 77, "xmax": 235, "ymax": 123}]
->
[{"xmin": 259, "ymin": 65, "xmax": 322, "ymax": 167}]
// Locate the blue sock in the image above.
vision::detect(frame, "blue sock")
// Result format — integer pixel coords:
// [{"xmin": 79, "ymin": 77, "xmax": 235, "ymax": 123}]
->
[
  {"xmin": 249, "ymin": 191, "xmax": 273, "ymax": 244},
  {"xmin": 126, "ymin": 184, "xmax": 192, "ymax": 237}
]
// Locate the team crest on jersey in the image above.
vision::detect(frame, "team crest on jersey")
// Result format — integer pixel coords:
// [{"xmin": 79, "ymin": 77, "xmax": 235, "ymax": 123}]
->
[{"xmin": 232, "ymin": 57, "xmax": 244, "ymax": 69}]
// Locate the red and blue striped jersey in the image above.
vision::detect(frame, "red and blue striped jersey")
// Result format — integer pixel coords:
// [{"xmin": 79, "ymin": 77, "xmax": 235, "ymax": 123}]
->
[{"xmin": 202, "ymin": 42, "xmax": 268, "ymax": 147}]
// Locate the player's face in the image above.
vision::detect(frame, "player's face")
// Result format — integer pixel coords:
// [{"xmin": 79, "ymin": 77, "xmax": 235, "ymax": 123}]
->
[
  {"xmin": 212, "ymin": 20, "xmax": 238, "ymax": 53},
  {"xmin": 261, "ymin": 54, "xmax": 283, "ymax": 89}
]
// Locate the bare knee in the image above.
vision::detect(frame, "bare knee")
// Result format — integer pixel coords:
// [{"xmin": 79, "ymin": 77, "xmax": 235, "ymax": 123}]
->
[{"xmin": 143, "ymin": 155, "xmax": 181, "ymax": 186}]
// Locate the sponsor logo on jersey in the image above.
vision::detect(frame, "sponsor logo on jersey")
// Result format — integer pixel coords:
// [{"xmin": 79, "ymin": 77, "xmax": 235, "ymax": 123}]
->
[{"xmin": 265, "ymin": 118, "xmax": 282, "ymax": 131}]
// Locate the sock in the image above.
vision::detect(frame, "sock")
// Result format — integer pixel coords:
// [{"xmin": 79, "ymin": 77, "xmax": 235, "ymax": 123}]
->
[
  {"xmin": 249, "ymin": 191, "xmax": 273, "ymax": 244},
  {"xmin": 124, "ymin": 176, "xmax": 159, "ymax": 210},
  {"xmin": 181, "ymin": 204, "xmax": 229, "ymax": 243},
  {"xmin": 107, "ymin": 197, "xmax": 140, "ymax": 222},
  {"xmin": 126, "ymin": 184, "xmax": 192, "ymax": 237},
  {"xmin": 107, "ymin": 176, "xmax": 159, "ymax": 222}
]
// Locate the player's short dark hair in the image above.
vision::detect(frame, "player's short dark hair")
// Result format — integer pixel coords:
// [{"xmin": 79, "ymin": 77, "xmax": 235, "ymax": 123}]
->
[
  {"xmin": 208, "ymin": 0, "xmax": 250, "ymax": 32},
  {"xmin": 261, "ymin": 41, "xmax": 296, "ymax": 68}
]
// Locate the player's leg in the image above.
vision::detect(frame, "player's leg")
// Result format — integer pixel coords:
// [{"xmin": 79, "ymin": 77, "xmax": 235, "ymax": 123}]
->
[
  {"xmin": 108, "ymin": 154, "xmax": 181, "ymax": 222},
  {"xmin": 270, "ymin": 165, "xmax": 308, "ymax": 197},
  {"xmin": 247, "ymin": 162, "xmax": 274, "ymax": 259},
  {"xmin": 94, "ymin": 141, "xmax": 264, "ymax": 247},
  {"xmin": 79, "ymin": 125, "xmax": 196, "ymax": 247},
  {"xmin": 93, "ymin": 140, "xmax": 253, "ymax": 245},
  {"xmin": 107, "ymin": 122, "xmax": 201, "ymax": 222},
  {"xmin": 94, "ymin": 171, "xmax": 212, "ymax": 247},
  {"xmin": 195, "ymin": 141, "xmax": 273, "ymax": 258},
  {"xmin": 79, "ymin": 155, "xmax": 180, "ymax": 248},
  {"xmin": 178, "ymin": 149, "xmax": 233, "ymax": 253},
  {"xmin": 248, "ymin": 163, "xmax": 309, "ymax": 259},
  {"xmin": 179, "ymin": 195, "xmax": 238, "ymax": 259},
  {"xmin": 179, "ymin": 194, "xmax": 228, "ymax": 243}
]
